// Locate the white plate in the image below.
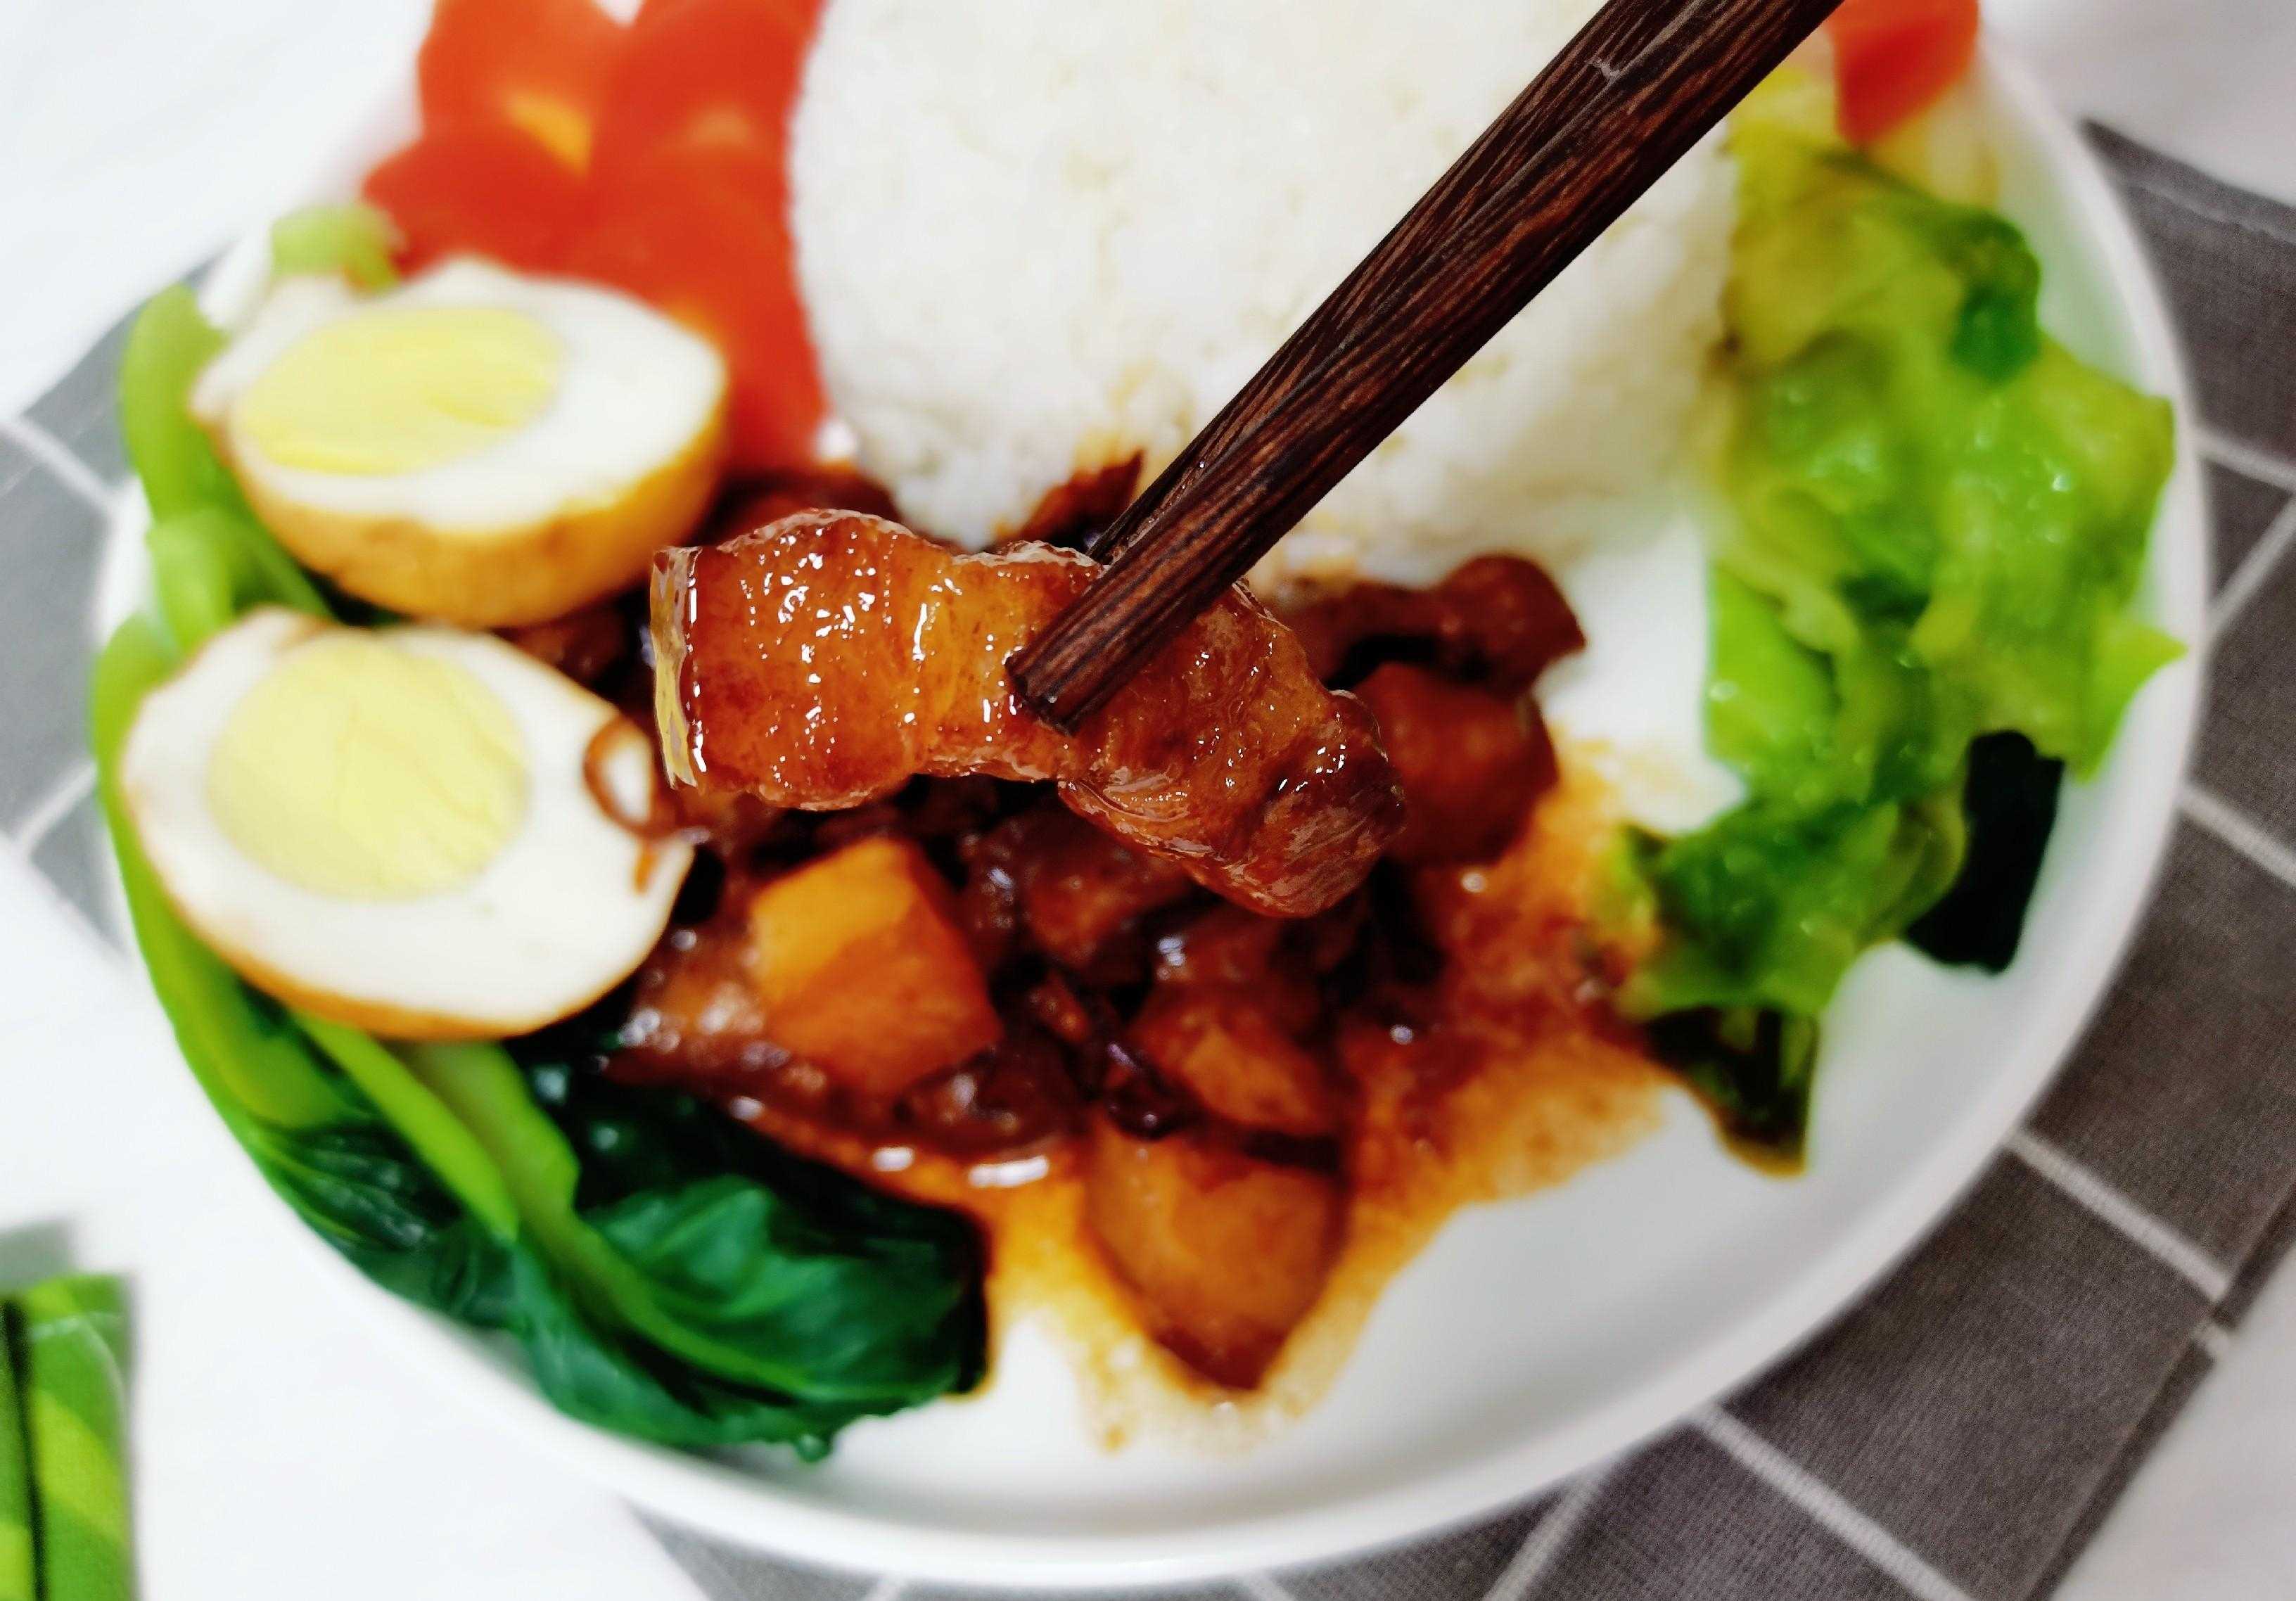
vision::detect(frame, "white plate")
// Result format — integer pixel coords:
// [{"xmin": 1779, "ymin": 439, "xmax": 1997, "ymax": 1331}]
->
[{"xmin": 102, "ymin": 38, "xmax": 2208, "ymax": 1591}]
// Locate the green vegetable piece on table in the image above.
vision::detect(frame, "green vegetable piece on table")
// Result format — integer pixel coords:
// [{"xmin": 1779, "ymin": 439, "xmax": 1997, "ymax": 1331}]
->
[
  {"xmin": 8, "ymin": 1277, "xmax": 132, "ymax": 1601},
  {"xmin": 0, "ymin": 1311, "xmax": 29, "ymax": 1601},
  {"xmin": 1630, "ymin": 69, "xmax": 2177, "ymax": 1161}
]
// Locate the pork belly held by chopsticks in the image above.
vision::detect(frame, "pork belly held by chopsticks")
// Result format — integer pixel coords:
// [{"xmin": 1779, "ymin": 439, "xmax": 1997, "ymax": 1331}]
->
[{"xmin": 651, "ymin": 512, "xmax": 1403, "ymax": 917}]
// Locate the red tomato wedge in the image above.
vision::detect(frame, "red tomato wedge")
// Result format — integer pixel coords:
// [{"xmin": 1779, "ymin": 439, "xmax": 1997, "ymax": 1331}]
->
[
  {"xmin": 362, "ymin": 123, "xmax": 589, "ymax": 272},
  {"xmin": 417, "ymin": 0, "xmax": 625, "ymax": 172},
  {"xmin": 566, "ymin": 151, "xmax": 825, "ymax": 471},
  {"xmin": 592, "ymin": 0, "xmax": 819, "ymax": 200},
  {"xmin": 1828, "ymin": 0, "xmax": 1982, "ymax": 144}
]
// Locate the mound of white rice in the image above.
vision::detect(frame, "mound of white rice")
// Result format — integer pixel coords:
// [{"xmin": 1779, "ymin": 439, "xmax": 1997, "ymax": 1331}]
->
[{"xmin": 791, "ymin": 0, "xmax": 1735, "ymax": 591}]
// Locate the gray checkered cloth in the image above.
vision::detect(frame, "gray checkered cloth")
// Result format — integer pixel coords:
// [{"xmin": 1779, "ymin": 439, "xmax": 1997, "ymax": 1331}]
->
[{"xmin": 5, "ymin": 127, "xmax": 2292, "ymax": 1601}]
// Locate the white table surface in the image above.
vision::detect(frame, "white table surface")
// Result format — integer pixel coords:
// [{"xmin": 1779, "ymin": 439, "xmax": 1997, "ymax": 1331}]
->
[{"xmin": 2, "ymin": 4, "xmax": 2290, "ymax": 1597}]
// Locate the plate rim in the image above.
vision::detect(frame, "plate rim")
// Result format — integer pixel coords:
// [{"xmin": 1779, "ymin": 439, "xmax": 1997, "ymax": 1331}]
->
[{"xmin": 94, "ymin": 35, "xmax": 2212, "ymax": 1590}]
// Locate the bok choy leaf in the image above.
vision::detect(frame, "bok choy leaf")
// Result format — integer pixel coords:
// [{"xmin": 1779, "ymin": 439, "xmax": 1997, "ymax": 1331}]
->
[{"xmin": 93, "ymin": 281, "xmax": 983, "ymax": 1457}]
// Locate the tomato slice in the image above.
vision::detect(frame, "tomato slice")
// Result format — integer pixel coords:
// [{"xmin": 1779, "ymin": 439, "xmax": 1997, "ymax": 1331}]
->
[
  {"xmin": 566, "ymin": 151, "xmax": 825, "ymax": 471},
  {"xmin": 362, "ymin": 124, "xmax": 589, "ymax": 273},
  {"xmin": 1828, "ymin": 0, "xmax": 1982, "ymax": 145},
  {"xmin": 417, "ymin": 0, "xmax": 625, "ymax": 172},
  {"xmin": 591, "ymin": 0, "xmax": 818, "ymax": 203}
]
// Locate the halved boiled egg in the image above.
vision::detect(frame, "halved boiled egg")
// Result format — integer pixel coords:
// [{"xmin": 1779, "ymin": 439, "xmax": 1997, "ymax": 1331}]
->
[
  {"xmin": 120, "ymin": 608, "xmax": 694, "ymax": 1039},
  {"xmin": 189, "ymin": 257, "xmax": 727, "ymax": 627}
]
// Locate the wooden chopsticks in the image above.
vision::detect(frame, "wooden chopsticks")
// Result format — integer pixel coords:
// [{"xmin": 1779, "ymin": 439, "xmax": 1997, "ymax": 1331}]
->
[{"xmin": 1007, "ymin": 0, "xmax": 1841, "ymax": 731}]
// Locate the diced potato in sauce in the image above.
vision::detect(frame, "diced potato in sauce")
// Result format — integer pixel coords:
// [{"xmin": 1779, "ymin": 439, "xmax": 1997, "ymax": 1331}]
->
[
  {"xmin": 1083, "ymin": 1118, "xmax": 1344, "ymax": 1389},
  {"xmin": 747, "ymin": 835, "xmax": 1000, "ymax": 1099}
]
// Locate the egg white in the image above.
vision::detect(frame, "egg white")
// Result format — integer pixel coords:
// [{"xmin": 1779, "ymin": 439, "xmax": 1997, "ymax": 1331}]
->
[
  {"xmin": 193, "ymin": 258, "xmax": 725, "ymax": 530},
  {"xmin": 121, "ymin": 608, "xmax": 694, "ymax": 1039},
  {"xmin": 184, "ymin": 257, "xmax": 727, "ymax": 627}
]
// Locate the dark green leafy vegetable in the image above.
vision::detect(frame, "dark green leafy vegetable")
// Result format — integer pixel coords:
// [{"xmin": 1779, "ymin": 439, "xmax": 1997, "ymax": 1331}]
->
[
  {"xmin": 94, "ymin": 279, "xmax": 983, "ymax": 1456},
  {"xmin": 1627, "ymin": 71, "xmax": 2177, "ymax": 1154},
  {"xmin": 520, "ymin": 1054, "xmax": 986, "ymax": 1403},
  {"xmin": 400, "ymin": 1041, "xmax": 981, "ymax": 1410},
  {"xmin": 1906, "ymin": 733, "xmax": 2065, "ymax": 971},
  {"xmin": 1643, "ymin": 1008, "xmax": 1820, "ymax": 1166},
  {"xmin": 496, "ymin": 1248, "xmax": 858, "ymax": 1457}
]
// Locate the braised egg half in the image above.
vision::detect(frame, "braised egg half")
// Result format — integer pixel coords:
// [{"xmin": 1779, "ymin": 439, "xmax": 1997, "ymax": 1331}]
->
[
  {"xmin": 189, "ymin": 258, "xmax": 727, "ymax": 627},
  {"xmin": 119, "ymin": 608, "xmax": 692, "ymax": 1039}
]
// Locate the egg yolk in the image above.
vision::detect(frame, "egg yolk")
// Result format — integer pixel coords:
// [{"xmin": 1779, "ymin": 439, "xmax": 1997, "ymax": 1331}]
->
[
  {"xmin": 207, "ymin": 635, "xmax": 529, "ymax": 900},
  {"xmin": 236, "ymin": 305, "xmax": 562, "ymax": 476}
]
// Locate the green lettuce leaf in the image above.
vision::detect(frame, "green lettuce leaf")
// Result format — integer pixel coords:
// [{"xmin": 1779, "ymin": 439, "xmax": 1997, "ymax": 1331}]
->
[
  {"xmin": 1642, "ymin": 1008, "xmax": 1820, "ymax": 1168},
  {"xmin": 1630, "ymin": 77, "xmax": 2178, "ymax": 1158},
  {"xmin": 1725, "ymin": 109, "xmax": 2176, "ymax": 777}
]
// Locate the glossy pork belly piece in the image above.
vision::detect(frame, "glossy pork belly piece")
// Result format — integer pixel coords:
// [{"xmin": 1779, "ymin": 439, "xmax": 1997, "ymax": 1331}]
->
[
  {"xmin": 1351, "ymin": 663, "xmax": 1556, "ymax": 867},
  {"xmin": 652, "ymin": 512, "xmax": 1405, "ymax": 916}
]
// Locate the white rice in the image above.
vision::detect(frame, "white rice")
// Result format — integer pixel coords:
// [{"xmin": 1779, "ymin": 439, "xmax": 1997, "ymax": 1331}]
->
[{"xmin": 790, "ymin": 0, "xmax": 1735, "ymax": 591}]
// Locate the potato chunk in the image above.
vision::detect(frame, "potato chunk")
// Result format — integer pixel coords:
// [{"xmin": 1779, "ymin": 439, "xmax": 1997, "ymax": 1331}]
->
[
  {"xmin": 1084, "ymin": 1119, "xmax": 1343, "ymax": 1388},
  {"xmin": 747, "ymin": 836, "xmax": 1000, "ymax": 1099}
]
